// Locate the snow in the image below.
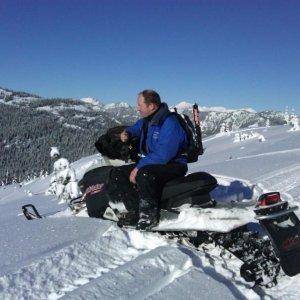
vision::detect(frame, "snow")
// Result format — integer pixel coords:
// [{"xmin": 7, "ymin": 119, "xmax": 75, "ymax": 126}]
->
[
  {"xmin": 80, "ymin": 98, "xmax": 131, "ymax": 109},
  {"xmin": 157, "ymin": 206, "xmax": 254, "ymax": 233},
  {"xmin": 118, "ymin": 101, "xmax": 130, "ymax": 108},
  {"xmin": 0, "ymin": 88, "xmax": 12, "ymax": 95},
  {"xmin": 248, "ymin": 123, "xmax": 259, "ymax": 128},
  {"xmin": 37, "ymin": 104, "xmax": 91, "ymax": 113},
  {"xmin": 233, "ymin": 131, "xmax": 266, "ymax": 143},
  {"xmin": 80, "ymin": 97, "xmax": 102, "ymax": 106},
  {"xmin": 50, "ymin": 147, "xmax": 60, "ymax": 157},
  {"xmin": 104, "ymin": 102, "xmax": 130, "ymax": 109},
  {"xmin": 0, "ymin": 125, "xmax": 300, "ymax": 299},
  {"xmin": 63, "ymin": 123, "xmax": 83, "ymax": 130},
  {"xmin": 73, "ymin": 114, "xmax": 97, "ymax": 122},
  {"xmin": 288, "ymin": 115, "xmax": 300, "ymax": 131},
  {"xmin": 173, "ymin": 103, "xmax": 256, "ymax": 113},
  {"xmin": 173, "ymin": 101, "xmax": 193, "ymax": 111},
  {"xmin": 46, "ymin": 155, "xmax": 81, "ymax": 203},
  {"xmin": 241, "ymin": 107, "xmax": 257, "ymax": 113},
  {"xmin": 157, "ymin": 174, "xmax": 260, "ymax": 232},
  {"xmin": 36, "ymin": 106, "xmax": 61, "ymax": 116},
  {"xmin": 200, "ymin": 106, "xmax": 256, "ymax": 113}
]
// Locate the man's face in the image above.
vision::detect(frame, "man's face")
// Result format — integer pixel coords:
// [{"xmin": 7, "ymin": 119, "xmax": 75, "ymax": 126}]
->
[{"xmin": 136, "ymin": 95, "xmax": 157, "ymax": 118}]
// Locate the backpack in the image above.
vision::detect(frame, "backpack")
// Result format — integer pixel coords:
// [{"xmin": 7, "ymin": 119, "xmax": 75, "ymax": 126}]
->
[
  {"xmin": 171, "ymin": 106, "xmax": 204, "ymax": 163},
  {"xmin": 95, "ymin": 126, "xmax": 139, "ymax": 162}
]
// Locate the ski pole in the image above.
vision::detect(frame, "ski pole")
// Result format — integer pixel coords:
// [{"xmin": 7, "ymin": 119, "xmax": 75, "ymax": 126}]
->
[{"xmin": 193, "ymin": 103, "xmax": 204, "ymax": 155}]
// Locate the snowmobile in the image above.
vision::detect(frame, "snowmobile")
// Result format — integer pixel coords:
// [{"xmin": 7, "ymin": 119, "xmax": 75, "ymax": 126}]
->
[
  {"xmin": 22, "ymin": 163, "xmax": 300, "ymax": 288},
  {"xmin": 22, "ymin": 145, "xmax": 300, "ymax": 287},
  {"xmin": 21, "ymin": 104, "xmax": 300, "ymax": 287},
  {"xmin": 74, "ymin": 163, "xmax": 300, "ymax": 286}
]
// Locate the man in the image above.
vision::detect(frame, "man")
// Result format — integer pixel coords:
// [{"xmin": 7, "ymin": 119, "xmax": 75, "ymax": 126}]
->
[{"xmin": 113, "ymin": 90, "xmax": 188, "ymax": 230}]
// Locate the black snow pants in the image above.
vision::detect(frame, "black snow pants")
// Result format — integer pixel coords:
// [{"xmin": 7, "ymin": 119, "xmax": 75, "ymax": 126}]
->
[{"xmin": 110, "ymin": 163, "xmax": 187, "ymax": 217}]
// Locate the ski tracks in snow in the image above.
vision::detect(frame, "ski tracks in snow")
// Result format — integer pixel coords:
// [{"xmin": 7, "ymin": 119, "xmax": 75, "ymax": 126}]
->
[
  {"xmin": 0, "ymin": 224, "xmax": 190, "ymax": 299},
  {"xmin": 0, "ymin": 174, "xmax": 264, "ymax": 299},
  {"xmin": 0, "ymin": 224, "xmax": 142, "ymax": 299},
  {"xmin": 255, "ymin": 164, "xmax": 300, "ymax": 203},
  {"xmin": 0, "ymin": 222, "xmax": 257, "ymax": 299},
  {"xmin": 231, "ymin": 148, "xmax": 300, "ymax": 161}
]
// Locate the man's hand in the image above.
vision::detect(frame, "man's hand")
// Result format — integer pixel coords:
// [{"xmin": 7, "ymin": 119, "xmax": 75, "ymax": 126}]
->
[
  {"xmin": 129, "ymin": 167, "xmax": 138, "ymax": 184},
  {"xmin": 120, "ymin": 130, "xmax": 129, "ymax": 143}
]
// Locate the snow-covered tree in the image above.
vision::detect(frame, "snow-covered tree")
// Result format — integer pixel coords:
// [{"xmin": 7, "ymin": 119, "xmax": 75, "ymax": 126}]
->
[
  {"xmin": 233, "ymin": 133, "xmax": 241, "ymax": 143},
  {"xmin": 226, "ymin": 124, "xmax": 232, "ymax": 134},
  {"xmin": 266, "ymin": 118, "xmax": 270, "ymax": 127},
  {"xmin": 289, "ymin": 115, "xmax": 300, "ymax": 131},
  {"xmin": 220, "ymin": 123, "xmax": 226, "ymax": 134},
  {"xmin": 4, "ymin": 94, "xmax": 13, "ymax": 102},
  {"xmin": 258, "ymin": 134, "xmax": 266, "ymax": 142},
  {"xmin": 219, "ymin": 122, "xmax": 231, "ymax": 135},
  {"xmin": 46, "ymin": 147, "xmax": 82, "ymax": 203},
  {"xmin": 284, "ymin": 107, "xmax": 290, "ymax": 125}
]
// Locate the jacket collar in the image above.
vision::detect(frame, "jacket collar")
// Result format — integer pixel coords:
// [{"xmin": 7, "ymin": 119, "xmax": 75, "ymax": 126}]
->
[{"xmin": 145, "ymin": 103, "xmax": 170, "ymax": 126}]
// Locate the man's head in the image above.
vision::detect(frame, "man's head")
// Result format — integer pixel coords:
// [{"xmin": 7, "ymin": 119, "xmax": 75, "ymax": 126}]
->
[{"xmin": 137, "ymin": 90, "xmax": 161, "ymax": 118}]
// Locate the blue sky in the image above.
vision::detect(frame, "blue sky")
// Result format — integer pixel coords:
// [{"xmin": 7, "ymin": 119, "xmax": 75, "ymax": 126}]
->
[{"xmin": 0, "ymin": 0, "xmax": 299, "ymax": 112}]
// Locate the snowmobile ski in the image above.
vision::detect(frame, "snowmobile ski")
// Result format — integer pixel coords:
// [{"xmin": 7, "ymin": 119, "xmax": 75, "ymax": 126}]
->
[
  {"xmin": 254, "ymin": 192, "xmax": 300, "ymax": 277},
  {"xmin": 68, "ymin": 194, "xmax": 87, "ymax": 214},
  {"xmin": 22, "ymin": 195, "xmax": 85, "ymax": 220},
  {"xmin": 255, "ymin": 206, "xmax": 298, "ymax": 221},
  {"xmin": 22, "ymin": 204, "xmax": 42, "ymax": 220}
]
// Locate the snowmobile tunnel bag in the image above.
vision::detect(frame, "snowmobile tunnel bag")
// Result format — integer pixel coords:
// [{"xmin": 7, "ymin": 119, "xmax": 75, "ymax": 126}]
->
[
  {"xmin": 79, "ymin": 165, "xmax": 139, "ymax": 218},
  {"xmin": 162, "ymin": 172, "xmax": 218, "ymax": 199},
  {"xmin": 78, "ymin": 166, "xmax": 114, "ymax": 218},
  {"xmin": 161, "ymin": 172, "xmax": 218, "ymax": 209}
]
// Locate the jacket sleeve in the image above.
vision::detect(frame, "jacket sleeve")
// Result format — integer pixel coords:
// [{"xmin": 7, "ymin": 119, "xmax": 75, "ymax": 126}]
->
[
  {"xmin": 136, "ymin": 116, "xmax": 186, "ymax": 169},
  {"xmin": 125, "ymin": 119, "xmax": 143, "ymax": 138}
]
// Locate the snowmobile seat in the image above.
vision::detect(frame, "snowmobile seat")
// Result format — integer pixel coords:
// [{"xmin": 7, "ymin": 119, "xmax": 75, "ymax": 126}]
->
[{"xmin": 161, "ymin": 172, "xmax": 218, "ymax": 209}]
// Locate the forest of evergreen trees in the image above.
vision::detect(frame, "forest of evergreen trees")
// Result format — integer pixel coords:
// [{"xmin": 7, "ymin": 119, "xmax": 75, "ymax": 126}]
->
[{"xmin": 0, "ymin": 101, "xmax": 132, "ymax": 184}]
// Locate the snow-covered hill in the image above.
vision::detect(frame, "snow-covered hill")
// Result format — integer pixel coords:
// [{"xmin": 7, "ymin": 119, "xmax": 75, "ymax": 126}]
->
[
  {"xmin": 2, "ymin": 85, "xmax": 294, "ymax": 185},
  {"xmin": 0, "ymin": 86, "xmax": 291, "ymax": 134},
  {"xmin": 0, "ymin": 125, "xmax": 299, "ymax": 299}
]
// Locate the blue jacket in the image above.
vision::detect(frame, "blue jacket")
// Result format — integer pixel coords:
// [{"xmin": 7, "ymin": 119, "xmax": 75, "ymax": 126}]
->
[{"xmin": 126, "ymin": 103, "xmax": 188, "ymax": 169}]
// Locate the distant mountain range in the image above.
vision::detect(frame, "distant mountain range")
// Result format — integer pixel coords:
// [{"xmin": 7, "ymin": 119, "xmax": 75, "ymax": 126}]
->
[{"xmin": 0, "ymin": 86, "xmax": 289, "ymax": 184}]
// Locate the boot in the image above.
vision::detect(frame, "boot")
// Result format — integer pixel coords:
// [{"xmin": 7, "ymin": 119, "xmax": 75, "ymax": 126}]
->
[
  {"xmin": 136, "ymin": 198, "xmax": 159, "ymax": 231},
  {"xmin": 117, "ymin": 211, "xmax": 139, "ymax": 227},
  {"xmin": 136, "ymin": 211, "xmax": 158, "ymax": 231}
]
